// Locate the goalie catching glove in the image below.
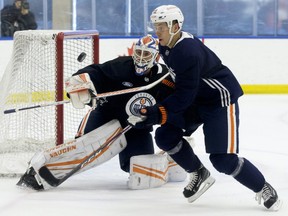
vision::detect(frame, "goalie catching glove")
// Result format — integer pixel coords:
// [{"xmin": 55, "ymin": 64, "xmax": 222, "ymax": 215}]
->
[
  {"xmin": 128, "ymin": 104, "xmax": 167, "ymax": 129},
  {"xmin": 65, "ymin": 73, "xmax": 97, "ymax": 109}
]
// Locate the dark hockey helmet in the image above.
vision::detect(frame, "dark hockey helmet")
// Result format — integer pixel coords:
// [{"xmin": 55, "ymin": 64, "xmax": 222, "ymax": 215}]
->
[{"xmin": 132, "ymin": 34, "xmax": 160, "ymax": 76}]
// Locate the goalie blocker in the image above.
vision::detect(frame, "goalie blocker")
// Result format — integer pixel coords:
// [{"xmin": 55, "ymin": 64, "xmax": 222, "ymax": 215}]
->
[{"xmin": 17, "ymin": 119, "xmax": 186, "ymax": 190}]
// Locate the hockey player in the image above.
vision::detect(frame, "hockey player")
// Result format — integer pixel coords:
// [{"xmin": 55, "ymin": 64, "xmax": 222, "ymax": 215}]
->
[
  {"xmin": 128, "ymin": 5, "xmax": 281, "ymax": 210},
  {"xmin": 17, "ymin": 35, "xmax": 186, "ymax": 191}
]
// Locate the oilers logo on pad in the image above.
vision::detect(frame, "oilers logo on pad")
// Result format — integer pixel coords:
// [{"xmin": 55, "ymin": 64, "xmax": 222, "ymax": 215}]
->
[{"xmin": 125, "ymin": 92, "xmax": 156, "ymax": 116}]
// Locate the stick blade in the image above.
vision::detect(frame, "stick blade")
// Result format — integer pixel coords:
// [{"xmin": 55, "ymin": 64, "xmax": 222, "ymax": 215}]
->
[{"xmin": 39, "ymin": 166, "xmax": 63, "ymax": 187}]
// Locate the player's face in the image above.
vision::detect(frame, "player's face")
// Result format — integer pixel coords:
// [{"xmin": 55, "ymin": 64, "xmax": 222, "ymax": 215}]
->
[
  {"xmin": 15, "ymin": 1, "xmax": 22, "ymax": 9},
  {"xmin": 153, "ymin": 23, "xmax": 171, "ymax": 46}
]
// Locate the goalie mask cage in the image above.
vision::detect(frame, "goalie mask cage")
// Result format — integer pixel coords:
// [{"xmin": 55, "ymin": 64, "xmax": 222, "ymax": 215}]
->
[{"xmin": 0, "ymin": 30, "xmax": 99, "ymax": 177}]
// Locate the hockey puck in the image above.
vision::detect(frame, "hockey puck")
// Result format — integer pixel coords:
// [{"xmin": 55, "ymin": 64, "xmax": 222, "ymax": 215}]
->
[{"xmin": 77, "ymin": 52, "xmax": 87, "ymax": 62}]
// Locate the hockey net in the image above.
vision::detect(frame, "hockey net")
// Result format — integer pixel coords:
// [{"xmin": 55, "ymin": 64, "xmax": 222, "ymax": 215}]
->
[{"xmin": 0, "ymin": 30, "xmax": 99, "ymax": 177}]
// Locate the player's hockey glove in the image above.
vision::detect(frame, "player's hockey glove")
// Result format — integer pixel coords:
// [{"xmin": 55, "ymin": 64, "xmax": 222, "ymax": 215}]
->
[
  {"xmin": 128, "ymin": 104, "xmax": 167, "ymax": 129},
  {"xmin": 65, "ymin": 73, "xmax": 97, "ymax": 109}
]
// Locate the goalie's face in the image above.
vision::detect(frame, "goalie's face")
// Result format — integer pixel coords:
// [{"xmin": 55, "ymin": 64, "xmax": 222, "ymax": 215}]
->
[
  {"xmin": 133, "ymin": 48, "xmax": 154, "ymax": 75},
  {"xmin": 132, "ymin": 35, "xmax": 159, "ymax": 76}
]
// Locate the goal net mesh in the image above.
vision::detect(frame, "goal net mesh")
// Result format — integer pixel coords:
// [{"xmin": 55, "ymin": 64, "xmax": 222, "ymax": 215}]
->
[{"xmin": 0, "ymin": 30, "xmax": 99, "ymax": 176}]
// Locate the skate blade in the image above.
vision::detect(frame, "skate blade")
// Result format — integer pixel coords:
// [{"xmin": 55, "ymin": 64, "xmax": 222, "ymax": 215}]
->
[
  {"xmin": 187, "ymin": 176, "xmax": 216, "ymax": 203},
  {"xmin": 16, "ymin": 181, "xmax": 40, "ymax": 191},
  {"xmin": 16, "ymin": 175, "xmax": 44, "ymax": 191},
  {"xmin": 268, "ymin": 199, "xmax": 282, "ymax": 211}
]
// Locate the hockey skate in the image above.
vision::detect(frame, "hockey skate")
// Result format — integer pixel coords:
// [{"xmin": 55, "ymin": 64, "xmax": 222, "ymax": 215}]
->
[
  {"xmin": 16, "ymin": 167, "xmax": 44, "ymax": 191},
  {"xmin": 183, "ymin": 165, "xmax": 215, "ymax": 203},
  {"xmin": 255, "ymin": 182, "xmax": 282, "ymax": 211}
]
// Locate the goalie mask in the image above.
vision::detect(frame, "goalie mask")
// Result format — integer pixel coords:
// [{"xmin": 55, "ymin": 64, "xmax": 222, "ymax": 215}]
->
[{"xmin": 132, "ymin": 35, "xmax": 160, "ymax": 76}]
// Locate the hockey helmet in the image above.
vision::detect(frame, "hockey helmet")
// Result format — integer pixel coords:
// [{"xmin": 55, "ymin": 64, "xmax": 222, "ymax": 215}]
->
[
  {"xmin": 150, "ymin": 5, "xmax": 184, "ymax": 32},
  {"xmin": 132, "ymin": 35, "xmax": 160, "ymax": 76}
]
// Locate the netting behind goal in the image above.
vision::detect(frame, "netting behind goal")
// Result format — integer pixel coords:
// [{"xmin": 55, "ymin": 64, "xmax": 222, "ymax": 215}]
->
[{"xmin": 0, "ymin": 30, "xmax": 99, "ymax": 176}]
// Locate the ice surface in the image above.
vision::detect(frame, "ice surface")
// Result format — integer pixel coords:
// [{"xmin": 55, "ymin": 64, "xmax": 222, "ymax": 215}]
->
[{"xmin": 0, "ymin": 95, "xmax": 287, "ymax": 216}]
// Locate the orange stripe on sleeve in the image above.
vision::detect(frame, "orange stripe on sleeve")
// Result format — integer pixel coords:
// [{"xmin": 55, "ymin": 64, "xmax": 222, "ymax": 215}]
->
[{"xmin": 162, "ymin": 79, "xmax": 175, "ymax": 89}]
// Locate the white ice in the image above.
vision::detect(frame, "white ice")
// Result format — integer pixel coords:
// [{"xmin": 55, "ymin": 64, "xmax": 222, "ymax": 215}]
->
[{"xmin": 0, "ymin": 94, "xmax": 287, "ymax": 216}]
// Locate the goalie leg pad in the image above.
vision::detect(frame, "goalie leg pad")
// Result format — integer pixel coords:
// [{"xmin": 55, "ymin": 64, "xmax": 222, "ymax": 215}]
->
[
  {"xmin": 128, "ymin": 154, "xmax": 168, "ymax": 190},
  {"xmin": 16, "ymin": 166, "xmax": 44, "ymax": 190},
  {"xmin": 16, "ymin": 151, "xmax": 52, "ymax": 190},
  {"xmin": 45, "ymin": 119, "xmax": 127, "ymax": 177},
  {"xmin": 167, "ymin": 154, "xmax": 187, "ymax": 182},
  {"xmin": 158, "ymin": 151, "xmax": 187, "ymax": 182},
  {"xmin": 19, "ymin": 119, "xmax": 127, "ymax": 190}
]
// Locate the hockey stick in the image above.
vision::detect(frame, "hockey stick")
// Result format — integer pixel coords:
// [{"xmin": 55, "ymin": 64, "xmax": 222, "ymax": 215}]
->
[
  {"xmin": 39, "ymin": 125, "xmax": 132, "ymax": 187},
  {"xmin": 4, "ymin": 73, "xmax": 169, "ymax": 114},
  {"xmin": 3, "ymin": 100, "xmax": 71, "ymax": 114}
]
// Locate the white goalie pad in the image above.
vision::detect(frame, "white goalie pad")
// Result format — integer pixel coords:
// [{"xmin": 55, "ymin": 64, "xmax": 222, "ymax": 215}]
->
[
  {"xmin": 128, "ymin": 153, "xmax": 187, "ymax": 190},
  {"xmin": 128, "ymin": 154, "xmax": 168, "ymax": 190},
  {"xmin": 166, "ymin": 154, "xmax": 187, "ymax": 182},
  {"xmin": 28, "ymin": 119, "xmax": 127, "ymax": 189}
]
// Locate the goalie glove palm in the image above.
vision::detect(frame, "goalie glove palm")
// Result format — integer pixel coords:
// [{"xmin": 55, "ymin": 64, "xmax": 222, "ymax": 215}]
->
[{"xmin": 65, "ymin": 73, "xmax": 97, "ymax": 109}]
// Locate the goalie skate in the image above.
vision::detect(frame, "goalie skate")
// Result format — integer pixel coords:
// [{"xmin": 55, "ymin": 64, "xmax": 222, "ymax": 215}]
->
[
  {"xmin": 16, "ymin": 167, "xmax": 44, "ymax": 191},
  {"xmin": 183, "ymin": 165, "xmax": 215, "ymax": 203}
]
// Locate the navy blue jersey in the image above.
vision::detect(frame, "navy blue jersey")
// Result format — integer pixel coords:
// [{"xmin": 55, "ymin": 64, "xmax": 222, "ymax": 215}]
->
[
  {"xmin": 74, "ymin": 56, "xmax": 174, "ymax": 123},
  {"xmin": 159, "ymin": 32, "xmax": 243, "ymax": 127},
  {"xmin": 73, "ymin": 56, "xmax": 175, "ymax": 172}
]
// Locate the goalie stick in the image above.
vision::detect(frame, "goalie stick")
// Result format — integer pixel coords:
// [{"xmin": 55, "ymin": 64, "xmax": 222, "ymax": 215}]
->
[
  {"xmin": 4, "ymin": 100, "xmax": 71, "ymax": 114},
  {"xmin": 4, "ymin": 72, "xmax": 169, "ymax": 114},
  {"xmin": 39, "ymin": 125, "xmax": 132, "ymax": 187}
]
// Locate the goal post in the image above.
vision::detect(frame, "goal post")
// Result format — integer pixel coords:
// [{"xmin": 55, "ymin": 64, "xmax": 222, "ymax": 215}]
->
[
  {"xmin": 0, "ymin": 30, "xmax": 99, "ymax": 176},
  {"xmin": 54, "ymin": 31, "xmax": 99, "ymax": 145}
]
